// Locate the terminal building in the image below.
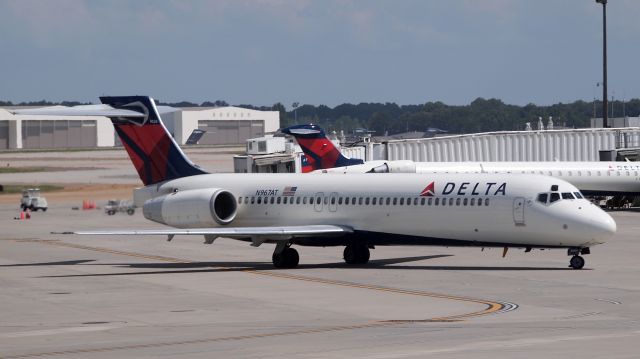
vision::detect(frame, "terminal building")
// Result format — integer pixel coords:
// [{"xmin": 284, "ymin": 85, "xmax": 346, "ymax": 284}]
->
[
  {"xmin": 379, "ymin": 127, "xmax": 640, "ymax": 162},
  {"xmin": 0, "ymin": 106, "xmax": 280, "ymax": 150},
  {"xmin": 235, "ymin": 124, "xmax": 640, "ymax": 173}
]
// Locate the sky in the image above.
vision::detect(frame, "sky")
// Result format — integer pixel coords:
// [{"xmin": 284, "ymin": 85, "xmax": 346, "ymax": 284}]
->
[{"xmin": 0, "ymin": 0, "xmax": 638, "ymax": 108}]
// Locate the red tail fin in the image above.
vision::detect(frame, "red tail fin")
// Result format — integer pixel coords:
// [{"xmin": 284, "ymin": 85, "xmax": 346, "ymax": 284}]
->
[
  {"xmin": 100, "ymin": 96, "xmax": 207, "ymax": 185},
  {"xmin": 282, "ymin": 124, "xmax": 364, "ymax": 171}
]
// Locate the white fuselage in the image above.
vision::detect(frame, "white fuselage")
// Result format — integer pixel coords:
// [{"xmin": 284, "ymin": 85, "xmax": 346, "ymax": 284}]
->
[
  {"xmin": 321, "ymin": 161, "xmax": 640, "ymax": 195},
  {"xmin": 137, "ymin": 173, "xmax": 615, "ymax": 249}
]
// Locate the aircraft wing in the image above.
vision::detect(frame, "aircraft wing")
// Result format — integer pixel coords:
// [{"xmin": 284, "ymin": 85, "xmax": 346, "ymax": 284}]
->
[{"xmin": 54, "ymin": 224, "xmax": 352, "ymax": 242}]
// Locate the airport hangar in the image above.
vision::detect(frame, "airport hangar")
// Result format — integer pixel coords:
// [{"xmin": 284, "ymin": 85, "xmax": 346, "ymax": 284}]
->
[{"xmin": 0, "ymin": 106, "xmax": 280, "ymax": 149}]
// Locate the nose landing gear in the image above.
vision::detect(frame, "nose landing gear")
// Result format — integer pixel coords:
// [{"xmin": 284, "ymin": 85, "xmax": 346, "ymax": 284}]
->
[
  {"xmin": 568, "ymin": 247, "xmax": 589, "ymax": 270},
  {"xmin": 569, "ymin": 255, "xmax": 585, "ymax": 270}
]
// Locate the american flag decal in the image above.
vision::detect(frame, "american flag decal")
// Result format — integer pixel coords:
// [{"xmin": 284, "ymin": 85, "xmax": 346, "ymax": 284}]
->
[{"xmin": 283, "ymin": 186, "xmax": 298, "ymax": 196}]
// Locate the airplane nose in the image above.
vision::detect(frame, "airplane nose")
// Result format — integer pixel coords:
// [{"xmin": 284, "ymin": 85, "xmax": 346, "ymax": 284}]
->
[
  {"xmin": 587, "ymin": 210, "xmax": 617, "ymax": 240},
  {"xmin": 600, "ymin": 213, "xmax": 617, "ymax": 236}
]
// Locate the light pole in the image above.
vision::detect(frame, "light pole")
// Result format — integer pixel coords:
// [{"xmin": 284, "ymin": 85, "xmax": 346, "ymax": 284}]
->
[
  {"xmin": 593, "ymin": 82, "xmax": 601, "ymax": 120},
  {"xmin": 611, "ymin": 91, "xmax": 615, "ymax": 118},
  {"xmin": 596, "ymin": 0, "xmax": 608, "ymax": 128},
  {"xmin": 292, "ymin": 102, "xmax": 300, "ymax": 123}
]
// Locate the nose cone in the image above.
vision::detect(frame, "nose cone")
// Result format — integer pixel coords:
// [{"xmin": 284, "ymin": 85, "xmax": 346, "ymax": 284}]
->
[
  {"xmin": 584, "ymin": 207, "xmax": 617, "ymax": 243},
  {"xmin": 596, "ymin": 211, "xmax": 617, "ymax": 236}
]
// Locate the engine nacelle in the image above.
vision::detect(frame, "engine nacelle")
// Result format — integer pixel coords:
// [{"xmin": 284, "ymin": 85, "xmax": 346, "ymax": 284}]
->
[
  {"xmin": 367, "ymin": 160, "xmax": 417, "ymax": 173},
  {"xmin": 143, "ymin": 188, "xmax": 237, "ymax": 228}
]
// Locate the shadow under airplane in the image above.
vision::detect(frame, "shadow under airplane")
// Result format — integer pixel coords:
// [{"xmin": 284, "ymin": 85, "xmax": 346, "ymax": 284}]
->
[
  {"xmin": 0, "ymin": 259, "xmax": 95, "ymax": 267},
  {"xmin": 36, "ymin": 254, "xmax": 580, "ymax": 279}
]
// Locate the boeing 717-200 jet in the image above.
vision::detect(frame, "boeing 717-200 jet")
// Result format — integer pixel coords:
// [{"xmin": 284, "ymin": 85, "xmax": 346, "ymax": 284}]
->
[{"xmin": 13, "ymin": 98, "xmax": 616, "ymax": 269}]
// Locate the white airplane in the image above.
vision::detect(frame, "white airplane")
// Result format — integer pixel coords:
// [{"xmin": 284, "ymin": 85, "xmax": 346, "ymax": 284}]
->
[
  {"xmin": 283, "ymin": 124, "xmax": 640, "ymax": 196},
  {"xmin": 13, "ymin": 97, "xmax": 616, "ymax": 269}
]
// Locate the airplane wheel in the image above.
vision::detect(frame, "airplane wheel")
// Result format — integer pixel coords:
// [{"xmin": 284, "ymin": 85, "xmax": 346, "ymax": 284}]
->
[
  {"xmin": 272, "ymin": 247, "xmax": 299, "ymax": 268},
  {"xmin": 284, "ymin": 247, "xmax": 299, "ymax": 268},
  {"xmin": 344, "ymin": 244, "xmax": 370, "ymax": 265},
  {"xmin": 569, "ymin": 255, "xmax": 585, "ymax": 270},
  {"xmin": 356, "ymin": 246, "xmax": 370, "ymax": 264},
  {"xmin": 344, "ymin": 245, "xmax": 358, "ymax": 264}
]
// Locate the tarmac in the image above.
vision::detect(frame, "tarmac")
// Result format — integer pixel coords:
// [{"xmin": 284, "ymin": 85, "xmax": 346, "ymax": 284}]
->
[{"xmin": 1, "ymin": 149, "xmax": 640, "ymax": 358}]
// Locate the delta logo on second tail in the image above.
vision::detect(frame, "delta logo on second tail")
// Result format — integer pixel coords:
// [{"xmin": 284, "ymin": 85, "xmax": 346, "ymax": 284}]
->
[
  {"xmin": 281, "ymin": 124, "xmax": 364, "ymax": 172},
  {"xmin": 420, "ymin": 181, "xmax": 508, "ymax": 196}
]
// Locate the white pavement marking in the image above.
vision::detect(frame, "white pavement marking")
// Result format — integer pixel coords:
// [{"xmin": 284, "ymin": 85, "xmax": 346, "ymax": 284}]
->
[
  {"xmin": 362, "ymin": 330, "xmax": 640, "ymax": 358},
  {"xmin": 0, "ymin": 325, "xmax": 120, "ymax": 338}
]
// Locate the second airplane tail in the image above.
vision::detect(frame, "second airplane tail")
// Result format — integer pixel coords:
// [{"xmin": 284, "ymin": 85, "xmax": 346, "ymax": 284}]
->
[
  {"xmin": 281, "ymin": 124, "xmax": 364, "ymax": 172},
  {"xmin": 100, "ymin": 96, "xmax": 207, "ymax": 185}
]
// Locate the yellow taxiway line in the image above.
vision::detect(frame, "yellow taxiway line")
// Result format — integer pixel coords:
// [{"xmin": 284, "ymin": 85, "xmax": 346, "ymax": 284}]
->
[{"xmin": 4, "ymin": 239, "xmax": 517, "ymax": 359}]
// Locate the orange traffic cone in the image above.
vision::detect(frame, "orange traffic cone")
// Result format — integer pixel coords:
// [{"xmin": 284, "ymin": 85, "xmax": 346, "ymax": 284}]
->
[{"xmin": 19, "ymin": 211, "xmax": 25, "ymax": 220}]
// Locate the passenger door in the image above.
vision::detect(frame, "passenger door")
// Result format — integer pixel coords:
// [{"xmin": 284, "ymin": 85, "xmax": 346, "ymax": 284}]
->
[{"xmin": 513, "ymin": 197, "xmax": 525, "ymax": 226}]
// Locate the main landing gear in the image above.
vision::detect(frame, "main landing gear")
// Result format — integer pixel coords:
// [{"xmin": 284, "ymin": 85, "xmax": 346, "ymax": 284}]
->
[
  {"xmin": 272, "ymin": 243, "xmax": 299, "ymax": 269},
  {"xmin": 568, "ymin": 247, "xmax": 589, "ymax": 270},
  {"xmin": 343, "ymin": 243, "xmax": 370, "ymax": 265}
]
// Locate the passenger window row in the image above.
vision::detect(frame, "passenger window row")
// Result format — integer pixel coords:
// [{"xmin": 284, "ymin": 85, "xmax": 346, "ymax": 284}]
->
[
  {"xmin": 482, "ymin": 170, "xmax": 638, "ymax": 177},
  {"xmin": 237, "ymin": 195, "xmax": 491, "ymax": 207}
]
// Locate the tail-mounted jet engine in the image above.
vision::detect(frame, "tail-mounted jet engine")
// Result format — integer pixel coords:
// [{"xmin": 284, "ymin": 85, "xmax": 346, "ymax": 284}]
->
[
  {"xmin": 143, "ymin": 188, "xmax": 237, "ymax": 227},
  {"xmin": 366, "ymin": 160, "xmax": 416, "ymax": 174}
]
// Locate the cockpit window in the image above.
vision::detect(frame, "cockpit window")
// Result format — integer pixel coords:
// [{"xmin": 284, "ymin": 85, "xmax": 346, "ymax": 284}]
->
[
  {"xmin": 538, "ymin": 190, "xmax": 583, "ymax": 205},
  {"xmin": 537, "ymin": 193, "xmax": 548, "ymax": 203}
]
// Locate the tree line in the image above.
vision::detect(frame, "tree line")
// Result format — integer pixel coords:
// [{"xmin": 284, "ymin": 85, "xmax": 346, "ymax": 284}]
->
[
  {"xmin": 4, "ymin": 97, "xmax": 639, "ymax": 135},
  {"xmin": 160, "ymin": 97, "xmax": 640, "ymax": 135},
  {"xmin": 275, "ymin": 98, "xmax": 640, "ymax": 135}
]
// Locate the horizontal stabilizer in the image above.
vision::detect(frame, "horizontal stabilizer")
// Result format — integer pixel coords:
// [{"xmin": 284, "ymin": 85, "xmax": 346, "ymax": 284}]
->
[{"xmin": 10, "ymin": 104, "xmax": 178, "ymax": 118}]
